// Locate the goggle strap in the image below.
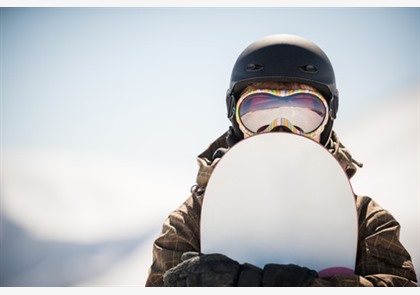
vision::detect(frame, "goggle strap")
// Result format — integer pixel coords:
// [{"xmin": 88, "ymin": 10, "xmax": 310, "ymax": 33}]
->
[
  {"xmin": 329, "ymin": 92, "xmax": 339, "ymax": 119},
  {"xmin": 226, "ymin": 92, "xmax": 236, "ymax": 120}
]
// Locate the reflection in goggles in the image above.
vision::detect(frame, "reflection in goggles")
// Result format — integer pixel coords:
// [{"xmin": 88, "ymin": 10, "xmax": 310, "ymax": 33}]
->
[{"xmin": 236, "ymin": 89, "xmax": 329, "ymax": 138}]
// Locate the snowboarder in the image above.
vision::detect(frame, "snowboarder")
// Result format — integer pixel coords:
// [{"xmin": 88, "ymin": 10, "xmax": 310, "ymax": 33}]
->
[{"xmin": 145, "ymin": 34, "xmax": 418, "ymax": 287}]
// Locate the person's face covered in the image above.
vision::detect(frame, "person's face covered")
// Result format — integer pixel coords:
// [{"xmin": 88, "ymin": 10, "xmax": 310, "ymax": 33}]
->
[{"xmin": 235, "ymin": 82, "xmax": 329, "ymax": 143}]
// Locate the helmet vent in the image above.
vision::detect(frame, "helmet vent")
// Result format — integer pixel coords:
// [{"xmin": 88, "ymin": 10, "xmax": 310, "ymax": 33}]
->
[
  {"xmin": 300, "ymin": 64, "xmax": 318, "ymax": 74},
  {"xmin": 246, "ymin": 63, "xmax": 264, "ymax": 72}
]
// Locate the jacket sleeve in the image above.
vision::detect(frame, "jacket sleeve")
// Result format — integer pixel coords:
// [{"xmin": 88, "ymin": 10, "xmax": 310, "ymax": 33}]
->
[
  {"xmin": 145, "ymin": 193, "xmax": 202, "ymax": 287},
  {"xmin": 311, "ymin": 196, "xmax": 418, "ymax": 286}
]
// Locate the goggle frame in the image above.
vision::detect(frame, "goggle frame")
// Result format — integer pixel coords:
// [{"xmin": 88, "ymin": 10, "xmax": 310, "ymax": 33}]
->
[{"xmin": 235, "ymin": 88, "xmax": 330, "ymax": 139}]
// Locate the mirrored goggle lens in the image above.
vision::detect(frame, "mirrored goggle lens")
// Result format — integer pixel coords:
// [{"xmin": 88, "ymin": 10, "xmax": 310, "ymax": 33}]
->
[{"xmin": 238, "ymin": 91, "xmax": 327, "ymax": 134}]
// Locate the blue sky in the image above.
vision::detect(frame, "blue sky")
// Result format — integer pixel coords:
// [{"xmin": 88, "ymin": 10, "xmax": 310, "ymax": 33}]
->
[{"xmin": 1, "ymin": 8, "xmax": 418, "ymax": 165}]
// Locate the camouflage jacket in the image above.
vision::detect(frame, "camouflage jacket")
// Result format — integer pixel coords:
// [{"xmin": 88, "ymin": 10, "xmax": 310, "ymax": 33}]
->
[{"xmin": 145, "ymin": 131, "xmax": 418, "ymax": 287}]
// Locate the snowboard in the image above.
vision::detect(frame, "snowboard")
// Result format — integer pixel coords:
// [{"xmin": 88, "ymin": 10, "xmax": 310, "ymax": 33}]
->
[{"xmin": 200, "ymin": 132, "xmax": 358, "ymax": 277}]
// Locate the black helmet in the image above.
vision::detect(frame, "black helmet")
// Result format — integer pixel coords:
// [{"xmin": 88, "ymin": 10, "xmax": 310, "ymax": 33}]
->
[{"xmin": 226, "ymin": 34, "xmax": 339, "ymax": 146}]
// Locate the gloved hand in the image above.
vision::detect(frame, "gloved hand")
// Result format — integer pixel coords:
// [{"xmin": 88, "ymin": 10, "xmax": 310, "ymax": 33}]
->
[
  {"xmin": 163, "ymin": 252, "xmax": 241, "ymax": 287},
  {"xmin": 262, "ymin": 263, "xmax": 318, "ymax": 287},
  {"xmin": 163, "ymin": 251, "xmax": 317, "ymax": 287},
  {"xmin": 225, "ymin": 262, "xmax": 317, "ymax": 287}
]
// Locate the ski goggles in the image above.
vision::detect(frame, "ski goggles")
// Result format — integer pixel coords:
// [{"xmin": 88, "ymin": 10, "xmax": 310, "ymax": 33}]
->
[{"xmin": 235, "ymin": 89, "xmax": 329, "ymax": 138}]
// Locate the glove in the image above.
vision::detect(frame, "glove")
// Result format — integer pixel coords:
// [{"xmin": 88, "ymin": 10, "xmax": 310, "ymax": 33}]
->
[
  {"xmin": 237, "ymin": 263, "xmax": 263, "ymax": 287},
  {"xmin": 163, "ymin": 252, "xmax": 241, "ymax": 287},
  {"xmin": 232, "ymin": 262, "xmax": 317, "ymax": 287},
  {"xmin": 262, "ymin": 263, "xmax": 318, "ymax": 287},
  {"xmin": 163, "ymin": 252, "xmax": 317, "ymax": 287}
]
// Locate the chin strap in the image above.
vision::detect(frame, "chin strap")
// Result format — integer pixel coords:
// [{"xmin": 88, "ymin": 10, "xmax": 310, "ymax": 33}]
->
[{"xmin": 226, "ymin": 126, "xmax": 242, "ymax": 148}]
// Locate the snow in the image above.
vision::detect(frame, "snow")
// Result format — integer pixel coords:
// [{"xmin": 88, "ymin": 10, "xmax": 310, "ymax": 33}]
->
[{"xmin": 1, "ymin": 151, "xmax": 191, "ymax": 286}]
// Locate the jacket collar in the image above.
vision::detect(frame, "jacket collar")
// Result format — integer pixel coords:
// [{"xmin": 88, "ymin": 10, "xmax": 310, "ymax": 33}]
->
[{"xmin": 195, "ymin": 130, "xmax": 361, "ymax": 189}]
